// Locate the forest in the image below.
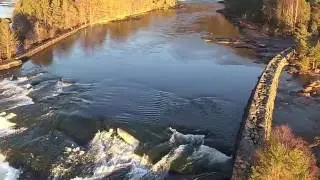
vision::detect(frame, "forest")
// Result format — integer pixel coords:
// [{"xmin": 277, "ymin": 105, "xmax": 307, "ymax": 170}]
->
[
  {"xmin": 0, "ymin": 0, "xmax": 176, "ymax": 61},
  {"xmin": 226, "ymin": 0, "xmax": 320, "ymax": 73}
]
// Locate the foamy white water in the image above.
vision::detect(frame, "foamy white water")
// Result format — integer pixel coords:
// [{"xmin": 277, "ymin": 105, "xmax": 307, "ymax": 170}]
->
[
  {"xmin": 70, "ymin": 129, "xmax": 151, "ymax": 180},
  {"xmin": 0, "ymin": 77, "xmax": 34, "ymax": 110},
  {"xmin": 0, "ymin": 112, "xmax": 25, "ymax": 137},
  {"xmin": 40, "ymin": 80, "xmax": 73, "ymax": 100},
  {"xmin": 63, "ymin": 128, "xmax": 231, "ymax": 179},
  {"xmin": 0, "ymin": 154, "xmax": 20, "ymax": 180},
  {"xmin": 0, "ymin": 112, "xmax": 23, "ymax": 180}
]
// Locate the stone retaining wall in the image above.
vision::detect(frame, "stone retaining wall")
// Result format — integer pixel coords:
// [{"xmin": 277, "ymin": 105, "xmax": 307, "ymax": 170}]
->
[{"xmin": 232, "ymin": 48, "xmax": 293, "ymax": 179}]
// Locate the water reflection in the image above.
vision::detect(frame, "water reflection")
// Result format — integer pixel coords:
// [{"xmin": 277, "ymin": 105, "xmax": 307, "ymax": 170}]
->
[
  {"xmin": 79, "ymin": 26, "xmax": 109, "ymax": 54},
  {"xmin": 0, "ymin": 3, "xmax": 266, "ymax": 179},
  {"xmin": 55, "ymin": 36, "xmax": 79, "ymax": 57},
  {"xmin": 20, "ymin": 1, "xmax": 263, "ymax": 149},
  {"xmin": 31, "ymin": 48, "xmax": 54, "ymax": 66},
  {"xmin": 28, "ymin": 2, "xmax": 253, "ymax": 65}
]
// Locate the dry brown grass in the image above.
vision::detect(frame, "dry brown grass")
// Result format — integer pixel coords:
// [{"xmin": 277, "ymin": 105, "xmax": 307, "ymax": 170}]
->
[{"xmin": 250, "ymin": 125, "xmax": 318, "ymax": 180}]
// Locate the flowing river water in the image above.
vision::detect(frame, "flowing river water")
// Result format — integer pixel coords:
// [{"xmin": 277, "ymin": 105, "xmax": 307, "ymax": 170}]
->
[
  {"xmin": 0, "ymin": 0, "xmax": 14, "ymax": 18},
  {"xmin": 0, "ymin": 0, "xmax": 319, "ymax": 179}
]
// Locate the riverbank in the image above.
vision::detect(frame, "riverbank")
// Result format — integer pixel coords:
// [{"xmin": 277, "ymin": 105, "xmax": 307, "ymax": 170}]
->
[
  {"xmin": 0, "ymin": 59, "xmax": 22, "ymax": 70},
  {"xmin": 216, "ymin": 3, "xmax": 320, "ymax": 78},
  {"xmin": 217, "ymin": 2, "xmax": 320, "ymax": 179},
  {"xmin": 0, "ymin": 0, "xmax": 178, "ymax": 71},
  {"xmin": 15, "ymin": 8, "xmax": 177, "ymax": 60},
  {"xmin": 232, "ymin": 48, "xmax": 293, "ymax": 179},
  {"xmin": 211, "ymin": 9, "xmax": 293, "ymax": 63},
  {"xmin": 0, "ymin": 1, "xmax": 264, "ymax": 178},
  {"xmin": 215, "ymin": 5, "xmax": 320, "ymax": 95}
]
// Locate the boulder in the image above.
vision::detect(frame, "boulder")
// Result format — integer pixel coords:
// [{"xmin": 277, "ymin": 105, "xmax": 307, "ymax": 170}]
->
[
  {"xmin": 0, "ymin": 117, "xmax": 16, "ymax": 128},
  {"xmin": 303, "ymin": 86, "xmax": 313, "ymax": 93},
  {"xmin": 165, "ymin": 145, "xmax": 232, "ymax": 174},
  {"xmin": 286, "ymin": 66, "xmax": 299, "ymax": 74},
  {"xmin": 4, "ymin": 113, "xmax": 17, "ymax": 120},
  {"xmin": 117, "ymin": 128, "xmax": 140, "ymax": 146},
  {"xmin": 299, "ymin": 81, "xmax": 320, "ymax": 97}
]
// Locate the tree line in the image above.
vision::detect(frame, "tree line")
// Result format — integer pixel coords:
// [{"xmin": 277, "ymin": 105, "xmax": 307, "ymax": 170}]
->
[
  {"xmin": 226, "ymin": 0, "xmax": 320, "ymax": 73},
  {"xmin": 0, "ymin": 0, "xmax": 176, "ymax": 62},
  {"xmin": 0, "ymin": 19, "xmax": 17, "ymax": 62}
]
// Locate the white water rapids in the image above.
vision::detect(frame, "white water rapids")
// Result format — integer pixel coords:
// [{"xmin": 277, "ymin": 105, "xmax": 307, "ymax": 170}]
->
[{"xmin": 52, "ymin": 128, "xmax": 232, "ymax": 180}]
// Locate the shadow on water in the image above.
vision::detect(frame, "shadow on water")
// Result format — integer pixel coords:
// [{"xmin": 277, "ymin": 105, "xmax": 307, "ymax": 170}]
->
[{"xmin": 0, "ymin": 1, "xmax": 264, "ymax": 179}]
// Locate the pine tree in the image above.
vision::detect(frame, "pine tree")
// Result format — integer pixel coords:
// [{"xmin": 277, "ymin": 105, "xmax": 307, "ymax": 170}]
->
[
  {"xmin": 0, "ymin": 20, "xmax": 18, "ymax": 61},
  {"xmin": 309, "ymin": 41, "xmax": 320, "ymax": 70}
]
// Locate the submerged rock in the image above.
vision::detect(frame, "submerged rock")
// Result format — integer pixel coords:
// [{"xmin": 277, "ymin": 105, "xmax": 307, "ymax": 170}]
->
[
  {"xmin": 57, "ymin": 116, "xmax": 104, "ymax": 144},
  {"xmin": 2, "ymin": 125, "xmax": 232, "ymax": 179},
  {"xmin": 5, "ymin": 130, "xmax": 79, "ymax": 179}
]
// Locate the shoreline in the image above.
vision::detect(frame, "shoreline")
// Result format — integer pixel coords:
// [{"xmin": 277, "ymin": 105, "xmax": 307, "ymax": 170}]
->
[
  {"xmin": 0, "ymin": 6, "xmax": 177, "ymax": 71},
  {"xmin": 0, "ymin": 59, "xmax": 22, "ymax": 70},
  {"xmin": 217, "ymin": 4, "xmax": 320, "ymax": 179},
  {"xmin": 15, "ymin": 10, "xmax": 170, "ymax": 59},
  {"xmin": 216, "ymin": 7, "xmax": 320, "ymax": 79}
]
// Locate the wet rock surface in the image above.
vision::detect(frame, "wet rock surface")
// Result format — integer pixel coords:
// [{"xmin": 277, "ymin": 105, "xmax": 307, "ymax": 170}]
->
[{"xmin": 298, "ymin": 80, "xmax": 320, "ymax": 97}]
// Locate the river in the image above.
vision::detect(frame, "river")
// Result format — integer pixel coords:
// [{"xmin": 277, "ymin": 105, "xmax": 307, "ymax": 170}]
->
[
  {"xmin": 1, "ymin": 0, "xmax": 317, "ymax": 179},
  {"xmin": 0, "ymin": 0, "xmax": 14, "ymax": 18}
]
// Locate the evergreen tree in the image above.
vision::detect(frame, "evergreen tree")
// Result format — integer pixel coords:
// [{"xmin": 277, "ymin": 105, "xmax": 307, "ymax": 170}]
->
[{"xmin": 0, "ymin": 20, "xmax": 18, "ymax": 61}]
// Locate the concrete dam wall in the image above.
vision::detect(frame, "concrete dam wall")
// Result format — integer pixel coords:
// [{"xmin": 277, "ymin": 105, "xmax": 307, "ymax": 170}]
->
[{"xmin": 232, "ymin": 48, "xmax": 293, "ymax": 179}]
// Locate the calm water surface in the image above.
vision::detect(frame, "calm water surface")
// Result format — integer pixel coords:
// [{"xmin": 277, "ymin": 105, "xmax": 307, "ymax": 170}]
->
[
  {"xmin": 0, "ymin": 1, "xmax": 265, "ymax": 179},
  {"xmin": 0, "ymin": 0, "xmax": 14, "ymax": 18},
  {"xmin": 4, "ymin": 2, "xmax": 261, "ymax": 147}
]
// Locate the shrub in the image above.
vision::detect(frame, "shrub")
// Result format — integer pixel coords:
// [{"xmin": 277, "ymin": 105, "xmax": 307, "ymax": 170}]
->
[{"xmin": 250, "ymin": 125, "xmax": 318, "ymax": 180}]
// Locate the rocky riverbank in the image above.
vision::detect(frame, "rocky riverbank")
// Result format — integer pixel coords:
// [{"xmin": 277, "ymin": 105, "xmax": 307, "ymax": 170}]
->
[
  {"xmin": 212, "ymin": 8, "xmax": 293, "ymax": 63},
  {"xmin": 0, "ymin": 59, "xmax": 22, "ymax": 71},
  {"xmin": 216, "ymin": 4, "xmax": 320, "ymax": 91},
  {"xmin": 298, "ymin": 80, "xmax": 320, "ymax": 97}
]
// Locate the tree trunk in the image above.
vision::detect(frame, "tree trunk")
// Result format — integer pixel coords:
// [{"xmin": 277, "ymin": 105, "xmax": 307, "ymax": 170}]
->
[
  {"xmin": 313, "ymin": 60, "xmax": 316, "ymax": 70},
  {"xmin": 6, "ymin": 43, "xmax": 10, "ymax": 60},
  {"xmin": 294, "ymin": 0, "xmax": 299, "ymax": 29},
  {"xmin": 291, "ymin": 0, "xmax": 295, "ymax": 31}
]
